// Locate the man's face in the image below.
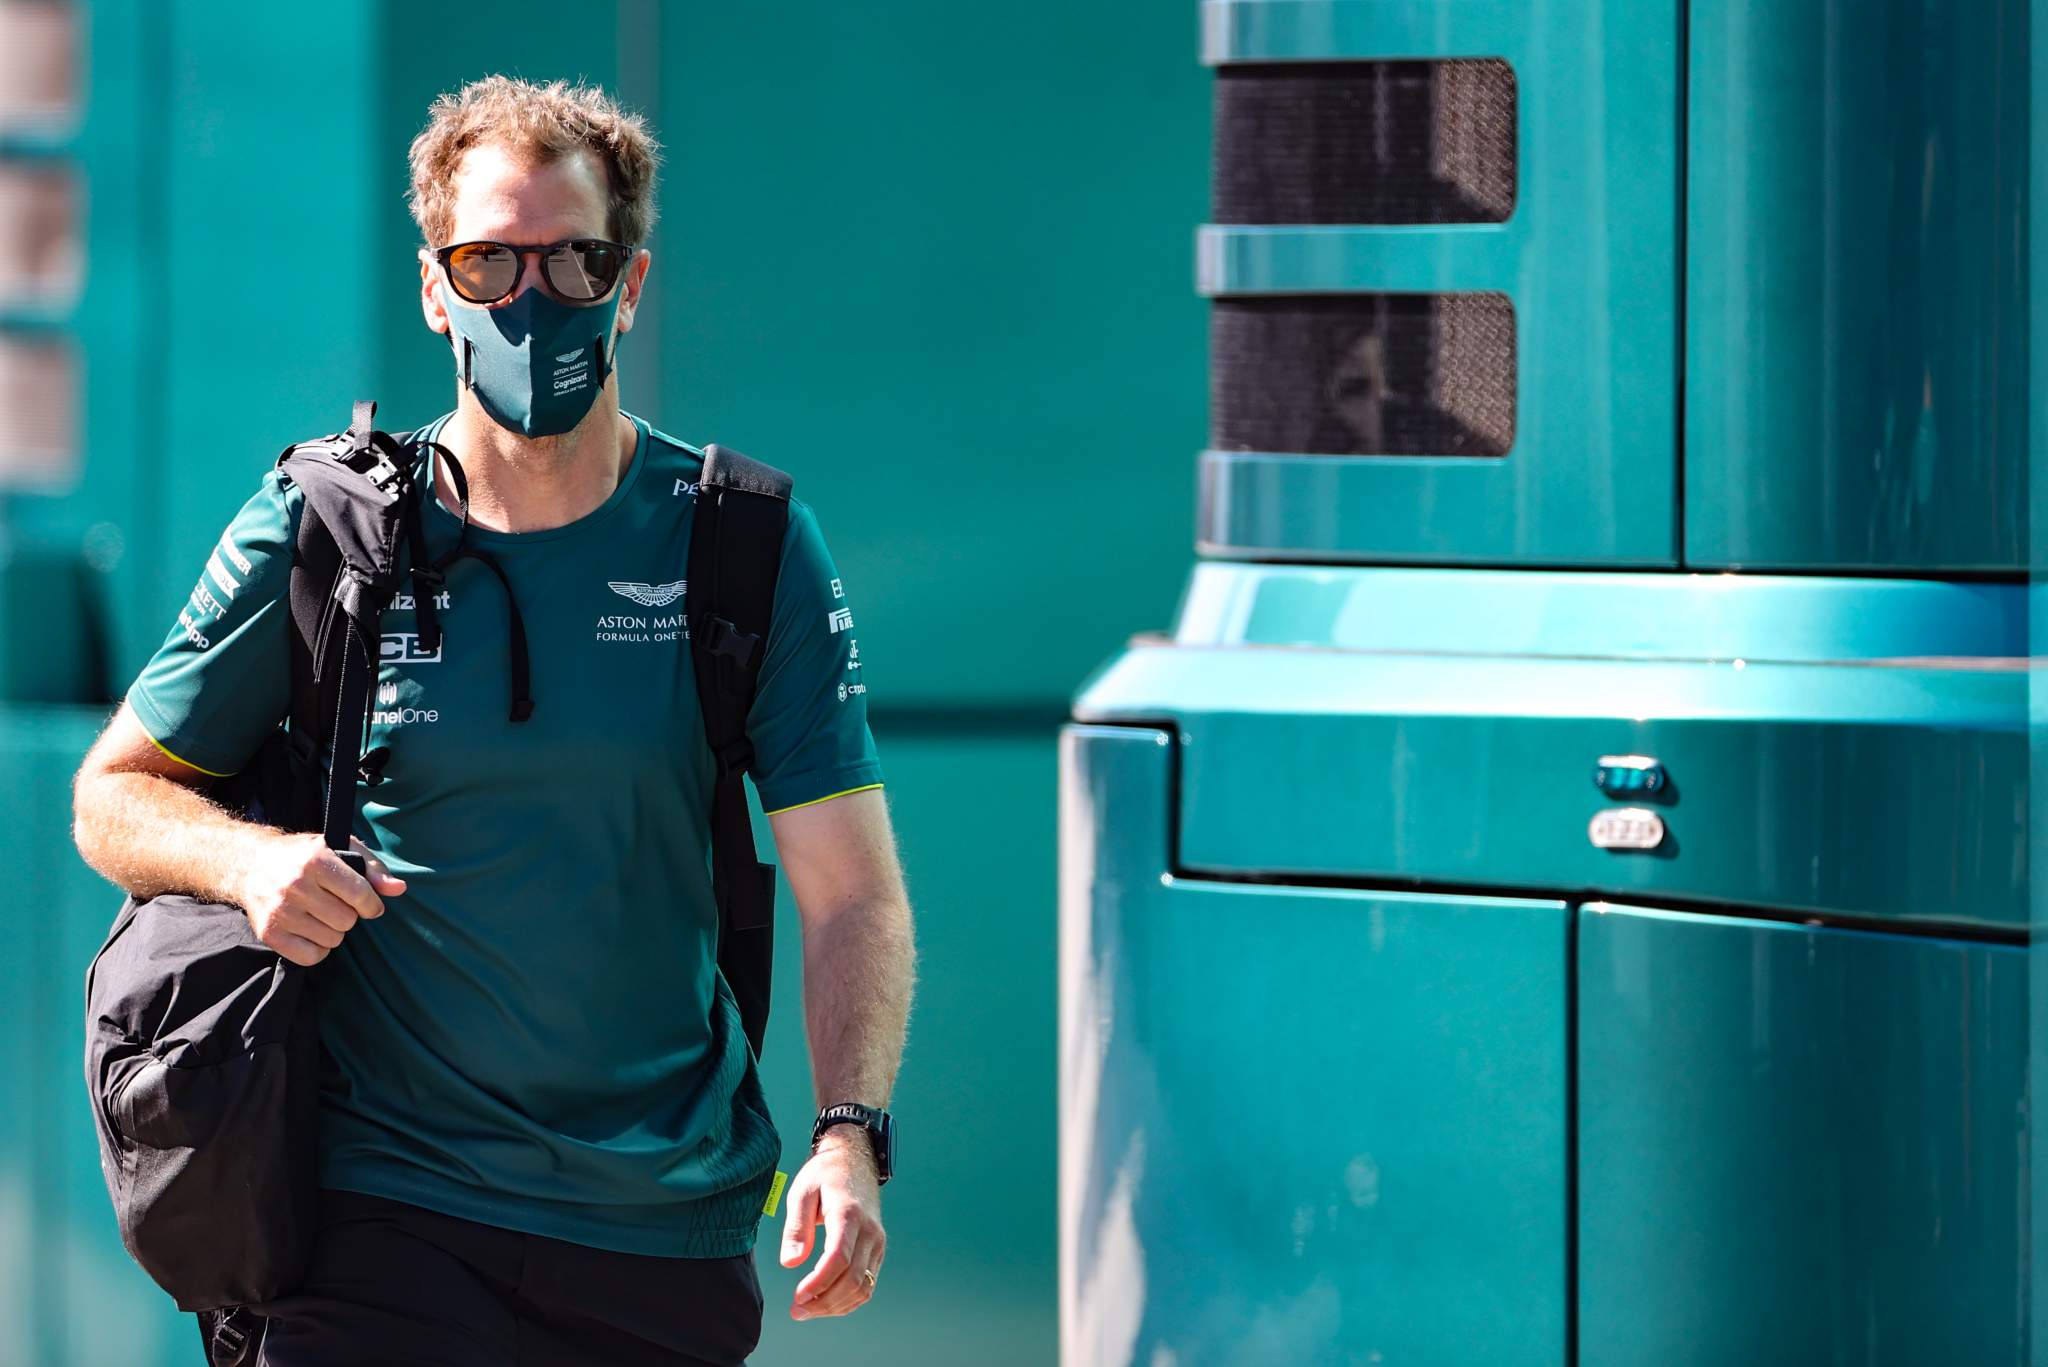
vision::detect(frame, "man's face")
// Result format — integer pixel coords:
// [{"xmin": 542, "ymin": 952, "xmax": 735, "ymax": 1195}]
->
[{"xmin": 418, "ymin": 141, "xmax": 648, "ymax": 343}]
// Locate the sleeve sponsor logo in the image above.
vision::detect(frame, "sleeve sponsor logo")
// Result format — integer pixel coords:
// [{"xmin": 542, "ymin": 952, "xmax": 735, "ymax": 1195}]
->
[
  {"xmin": 175, "ymin": 532, "xmax": 259, "ymax": 649},
  {"xmin": 830, "ymin": 578, "xmax": 844, "ymax": 600},
  {"xmin": 827, "ymin": 607, "xmax": 853, "ymax": 633},
  {"xmin": 217, "ymin": 533, "xmax": 253, "ymax": 577},
  {"xmin": 205, "ymin": 550, "xmax": 241, "ymax": 601},
  {"xmin": 189, "ymin": 579, "xmax": 226, "ymax": 620}
]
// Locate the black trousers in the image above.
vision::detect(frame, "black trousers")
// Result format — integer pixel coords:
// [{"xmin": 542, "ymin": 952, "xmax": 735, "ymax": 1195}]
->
[{"xmin": 246, "ymin": 1189, "xmax": 764, "ymax": 1367}]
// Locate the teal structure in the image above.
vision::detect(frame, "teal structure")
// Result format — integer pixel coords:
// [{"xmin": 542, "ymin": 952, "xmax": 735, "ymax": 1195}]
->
[{"xmin": 1064, "ymin": 2, "xmax": 2033, "ymax": 1363}]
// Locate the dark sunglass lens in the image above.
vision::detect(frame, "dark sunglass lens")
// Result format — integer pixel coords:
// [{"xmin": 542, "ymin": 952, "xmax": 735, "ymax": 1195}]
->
[
  {"xmin": 447, "ymin": 242, "xmax": 518, "ymax": 302},
  {"xmin": 544, "ymin": 241, "xmax": 623, "ymax": 301}
]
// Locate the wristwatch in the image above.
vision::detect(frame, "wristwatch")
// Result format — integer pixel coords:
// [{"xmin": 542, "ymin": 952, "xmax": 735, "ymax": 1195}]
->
[{"xmin": 811, "ymin": 1102, "xmax": 894, "ymax": 1185}]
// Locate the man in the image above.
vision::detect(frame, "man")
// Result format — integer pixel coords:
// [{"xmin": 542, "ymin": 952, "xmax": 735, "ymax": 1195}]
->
[{"xmin": 70, "ymin": 76, "xmax": 914, "ymax": 1366}]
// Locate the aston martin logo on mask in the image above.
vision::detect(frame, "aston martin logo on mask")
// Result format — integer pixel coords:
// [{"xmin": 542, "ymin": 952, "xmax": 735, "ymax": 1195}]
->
[
  {"xmin": 555, "ymin": 349, "xmax": 584, "ymax": 364},
  {"xmin": 608, "ymin": 579, "xmax": 687, "ymax": 608}
]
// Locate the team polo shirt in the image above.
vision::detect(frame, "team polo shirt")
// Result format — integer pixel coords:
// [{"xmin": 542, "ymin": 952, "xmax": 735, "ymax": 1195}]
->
[{"xmin": 125, "ymin": 410, "xmax": 883, "ymax": 1256}]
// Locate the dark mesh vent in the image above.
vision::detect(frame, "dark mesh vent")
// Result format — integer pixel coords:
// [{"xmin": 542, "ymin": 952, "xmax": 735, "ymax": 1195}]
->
[
  {"xmin": 1213, "ymin": 61, "xmax": 1517, "ymax": 224},
  {"xmin": 1210, "ymin": 295, "xmax": 1516, "ymax": 456}
]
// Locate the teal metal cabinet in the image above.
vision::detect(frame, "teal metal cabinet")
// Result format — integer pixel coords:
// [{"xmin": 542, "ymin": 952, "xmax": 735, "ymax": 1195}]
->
[
  {"xmin": 1078, "ymin": 568, "xmax": 2029, "ymax": 932},
  {"xmin": 1197, "ymin": 0, "xmax": 1680, "ymax": 566},
  {"xmin": 1578, "ymin": 904, "xmax": 2027, "ymax": 1366},
  {"xmin": 1061, "ymin": 725, "xmax": 1568, "ymax": 1367},
  {"xmin": 1684, "ymin": 0, "xmax": 2029, "ymax": 572}
]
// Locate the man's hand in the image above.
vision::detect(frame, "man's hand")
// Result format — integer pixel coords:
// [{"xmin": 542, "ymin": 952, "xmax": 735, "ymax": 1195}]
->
[
  {"xmin": 232, "ymin": 833, "xmax": 405, "ymax": 966},
  {"xmin": 779, "ymin": 1129, "xmax": 886, "ymax": 1321}
]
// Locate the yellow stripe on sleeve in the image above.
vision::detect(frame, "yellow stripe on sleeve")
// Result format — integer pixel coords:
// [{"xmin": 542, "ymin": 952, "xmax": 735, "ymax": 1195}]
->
[
  {"xmin": 137, "ymin": 722, "xmax": 236, "ymax": 778},
  {"xmin": 763, "ymin": 783, "xmax": 884, "ymax": 817}
]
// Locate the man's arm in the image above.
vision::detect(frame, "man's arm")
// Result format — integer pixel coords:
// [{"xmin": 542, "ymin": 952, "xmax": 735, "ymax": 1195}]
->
[
  {"xmin": 72, "ymin": 700, "xmax": 402, "ymax": 966},
  {"xmin": 768, "ymin": 786, "xmax": 916, "ymax": 1322}
]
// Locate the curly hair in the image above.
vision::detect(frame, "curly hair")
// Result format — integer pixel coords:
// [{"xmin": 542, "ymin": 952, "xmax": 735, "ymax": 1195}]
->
[{"xmin": 407, "ymin": 76, "xmax": 662, "ymax": 247}]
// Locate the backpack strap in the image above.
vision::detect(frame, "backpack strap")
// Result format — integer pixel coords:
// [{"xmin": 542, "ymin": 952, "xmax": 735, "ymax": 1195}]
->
[
  {"xmin": 686, "ymin": 443, "xmax": 794, "ymax": 1060},
  {"xmin": 277, "ymin": 400, "xmax": 425, "ymax": 875}
]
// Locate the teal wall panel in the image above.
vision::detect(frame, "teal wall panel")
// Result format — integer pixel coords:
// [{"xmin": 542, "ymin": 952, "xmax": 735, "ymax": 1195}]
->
[
  {"xmin": 0, "ymin": 708, "xmax": 193, "ymax": 1366},
  {"xmin": 651, "ymin": 3, "xmax": 1208, "ymax": 707},
  {"xmin": 89, "ymin": 4, "xmax": 384, "ymax": 685},
  {"xmin": 1684, "ymin": 0, "xmax": 2030, "ymax": 572},
  {"xmin": 1580, "ymin": 904, "xmax": 2028, "ymax": 1366},
  {"xmin": 751, "ymin": 727, "xmax": 1059, "ymax": 1365},
  {"xmin": 2032, "ymin": 2, "xmax": 2048, "ymax": 1355},
  {"xmin": 1060, "ymin": 724, "xmax": 1569, "ymax": 1367}
]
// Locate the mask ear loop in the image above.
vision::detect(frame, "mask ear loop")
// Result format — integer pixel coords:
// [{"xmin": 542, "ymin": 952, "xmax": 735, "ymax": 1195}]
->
[{"xmin": 419, "ymin": 438, "xmax": 472, "ymax": 544}]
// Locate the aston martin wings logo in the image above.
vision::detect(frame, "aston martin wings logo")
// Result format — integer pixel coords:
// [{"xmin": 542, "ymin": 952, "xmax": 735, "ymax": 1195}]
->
[{"xmin": 608, "ymin": 579, "xmax": 687, "ymax": 607}]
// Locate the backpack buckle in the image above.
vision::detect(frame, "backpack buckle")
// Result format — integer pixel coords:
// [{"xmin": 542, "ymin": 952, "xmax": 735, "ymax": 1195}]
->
[{"xmin": 702, "ymin": 615, "xmax": 762, "ymax": 671}]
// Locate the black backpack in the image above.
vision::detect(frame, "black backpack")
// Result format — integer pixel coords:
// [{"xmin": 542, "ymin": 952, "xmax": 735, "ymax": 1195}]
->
[{"xmin": 82, "ymin": 402, "xmax": 791, "ymax": 1358}]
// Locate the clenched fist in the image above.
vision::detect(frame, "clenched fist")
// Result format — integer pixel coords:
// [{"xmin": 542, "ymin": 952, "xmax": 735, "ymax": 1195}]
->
[{"xmin": 232, "ymin": 833, "xmax": 405, "ymax": 966}]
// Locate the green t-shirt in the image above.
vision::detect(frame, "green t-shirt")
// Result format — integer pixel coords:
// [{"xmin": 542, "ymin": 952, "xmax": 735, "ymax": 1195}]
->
[{"xmin": 126, "ymin": 411, "xmax": 883, "ymax": 1256}]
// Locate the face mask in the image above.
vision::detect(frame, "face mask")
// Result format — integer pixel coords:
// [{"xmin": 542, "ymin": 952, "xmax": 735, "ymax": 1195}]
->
[{"xmin": 440, "ymin": 283, "xmax": 625, "ymax": 438}]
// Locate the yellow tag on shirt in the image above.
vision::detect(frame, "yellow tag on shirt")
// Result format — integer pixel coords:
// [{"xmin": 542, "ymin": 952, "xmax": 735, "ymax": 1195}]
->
[{"xmin": 763, "ymin": 1170, "xmax": 790, "ymax": 1217}]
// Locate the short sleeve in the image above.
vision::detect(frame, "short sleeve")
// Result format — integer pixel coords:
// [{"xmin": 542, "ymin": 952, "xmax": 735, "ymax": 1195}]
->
[
  {"xmin": 745, "ymin": 499, "xmax": 884, "ymax": 814},
  {"xmin": 125, "ymin": 471, "xmax": 300, "ymax": 776}
]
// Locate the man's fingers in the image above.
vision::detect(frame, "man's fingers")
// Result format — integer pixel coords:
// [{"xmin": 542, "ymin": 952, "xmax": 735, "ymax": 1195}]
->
[
  {"xmin": 282, "ymin": 907, "xmax": 347, "ymax": 949},
  {"xmin": 267, "ymin": 930, "xmax": 330, "ymax": 967},
  {"xmin": 310, "ymin": 852, "xmax": 381, "ymax": 924},
  {"xmin": 803, "ymin": 1234, "xmax": 880, "ymax": 1318},
  {"xmin": 296, "ymin": 887, "xmax": 361, "ymax": 936},
  {"xmin": 780, "ymin": 1179, "xmax": 820, "ymax": 1268},
  {"xmin": 793, "ymin": 1202, "xmax": 867, "ymax": 1314},
  {"xmin": 352, "ymin": 839, "xmax": 405, "ymax": 907}
]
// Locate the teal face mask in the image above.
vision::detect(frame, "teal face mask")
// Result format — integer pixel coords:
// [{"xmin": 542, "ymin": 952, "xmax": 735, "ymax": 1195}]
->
[{"xmin": 441, "ymin": 283, "xmax": 625, "ymax": 438}]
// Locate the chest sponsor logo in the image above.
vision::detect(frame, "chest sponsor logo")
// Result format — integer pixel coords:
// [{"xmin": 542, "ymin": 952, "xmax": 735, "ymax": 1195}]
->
[
  {"xmin": 672, "ymin": 478, "xmax": 699, "ymax": 497},
  {"xmin": 381, "ymin": 590, "xmax": 452, "ymax": 661},
  {"xmin": 599, "ymin": 579, "xmax": 687, "ymax": 643},
  {"xmin": 608, "ymin": 579, "xmax": 687, "ymax": 607},
  {"xmin": 827, "ymin": 607, "xmax": 854, "ymax": 634},
  {"xmin": 381, "ymin": 632, "xmax": 442, "ymax": 664},
  {"xmin": 372, "ymin": 679, "xmax": 439, "ymax": 726},
  {"xmin": 598, "ymin": 579, "xmax": 690, "ymax": 643}
]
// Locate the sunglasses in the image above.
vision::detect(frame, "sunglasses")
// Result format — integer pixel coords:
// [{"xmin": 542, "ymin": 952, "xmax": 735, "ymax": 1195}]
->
[{"xmin": 431, "ymin": 238, "xmax": 634, "ymax": 306}]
